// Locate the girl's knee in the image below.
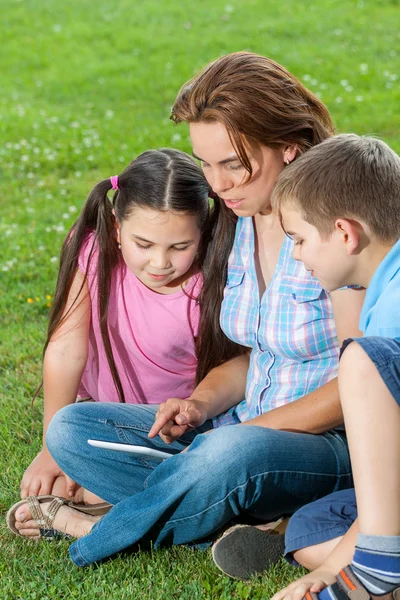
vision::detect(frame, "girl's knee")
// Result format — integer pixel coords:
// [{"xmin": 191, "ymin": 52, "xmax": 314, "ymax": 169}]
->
[{"xmin": 46, "ymin": 404, "xmax": 82, "ymax": 456}]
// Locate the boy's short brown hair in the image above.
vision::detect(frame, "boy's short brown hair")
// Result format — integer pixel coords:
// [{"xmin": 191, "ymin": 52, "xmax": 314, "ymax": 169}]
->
[{"xmin": 272, "ymin": 134, "xmax": 400, "ymax": 243}]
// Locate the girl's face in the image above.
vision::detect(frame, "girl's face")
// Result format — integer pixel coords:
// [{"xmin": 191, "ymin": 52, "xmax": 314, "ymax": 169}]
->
[
  {"xmin": 116, "ymin": 206, "xmax": 201, "ymax": 293},
  {"xmin": 190, "ymin": 121, "xmax": 292, "ymax": 217}
]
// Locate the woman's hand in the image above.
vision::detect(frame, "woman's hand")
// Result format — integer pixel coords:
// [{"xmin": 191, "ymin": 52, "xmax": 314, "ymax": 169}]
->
[
  {"xmin": 20, "ymin": 448, "xmax": 80, "ymax": 499},
  {"xmin": 271, "ymin": 566, "xmax": 337, "ymax": 600},
  {"xmin": 148, "ymin": 397, "xmax": 209, "ymax": 443}
]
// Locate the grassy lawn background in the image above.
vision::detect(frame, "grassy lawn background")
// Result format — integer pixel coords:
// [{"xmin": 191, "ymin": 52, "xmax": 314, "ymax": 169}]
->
[{"xmin": 1, "ymin": 0, "xmax": 399, "ymax": 598}]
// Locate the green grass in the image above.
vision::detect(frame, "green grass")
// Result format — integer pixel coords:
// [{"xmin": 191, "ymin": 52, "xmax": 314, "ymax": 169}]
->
[{"xmin": 1, "ymin": 0, "xmax": 399, "ymax": 597}]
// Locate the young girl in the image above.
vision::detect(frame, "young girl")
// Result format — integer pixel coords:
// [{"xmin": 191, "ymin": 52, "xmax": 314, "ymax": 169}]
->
[{"xmin": 19, "ymin": 148, "xmax": 244, "ymax": 504}]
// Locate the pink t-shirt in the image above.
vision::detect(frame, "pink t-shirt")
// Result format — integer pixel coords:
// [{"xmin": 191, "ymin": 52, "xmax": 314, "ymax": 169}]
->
[{"xmin": 77, "ymin": 232, "xmax": 202, "ymax": 404}]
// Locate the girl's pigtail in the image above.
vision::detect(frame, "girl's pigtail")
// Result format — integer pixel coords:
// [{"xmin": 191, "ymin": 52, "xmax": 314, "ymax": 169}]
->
[
  {"xmin": 195, "ymin": 196, "xmax": 248, "ymax": 384},
  {"xmin": 95, "ymin": 182, "xmax": 126, "ymax": 403},
  {"xmin": 34, "ymin": 179, "xmax": 125, "ymax": 403}
]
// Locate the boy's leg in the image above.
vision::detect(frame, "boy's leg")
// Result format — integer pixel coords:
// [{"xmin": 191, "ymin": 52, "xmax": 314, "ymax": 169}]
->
[
  {"xmin": 272, "ymin": 338, "xmax": 400, "ymax": 600},
  {"xmin": 333, "ymin": 340, "xmax": 400, "ymax": 596}
]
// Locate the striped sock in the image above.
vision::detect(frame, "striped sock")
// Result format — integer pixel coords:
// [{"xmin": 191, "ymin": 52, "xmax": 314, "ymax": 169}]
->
[
  {"xmin": 309, "ymin": 535, "xmax": 400, "ymax": 600},
  {"xmin": 351, "ymin": 534, "xmax": 400, "ymax": 595}
]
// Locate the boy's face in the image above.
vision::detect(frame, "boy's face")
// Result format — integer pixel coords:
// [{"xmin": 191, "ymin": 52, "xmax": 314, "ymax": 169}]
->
[{"xmin": 281, "ymin": 206, "xmax": 353, "ymax": 291}]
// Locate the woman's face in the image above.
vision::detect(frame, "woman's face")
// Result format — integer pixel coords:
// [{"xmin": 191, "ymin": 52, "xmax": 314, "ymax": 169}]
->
[{"xmin": 190, "ymin": 121, "xmax": 290, "ymax": 217}]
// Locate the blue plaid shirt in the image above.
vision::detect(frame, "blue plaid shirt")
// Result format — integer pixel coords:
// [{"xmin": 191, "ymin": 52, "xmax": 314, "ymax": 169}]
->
[{"xmin": 214, "ymin": 217, "xmax": 339, "ymax": 427}]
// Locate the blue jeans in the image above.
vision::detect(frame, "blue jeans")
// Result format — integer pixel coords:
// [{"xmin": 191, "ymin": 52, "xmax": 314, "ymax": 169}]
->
[{"xmin": 46, "ymin": 403, "xmax": 352, "ymax": 567}]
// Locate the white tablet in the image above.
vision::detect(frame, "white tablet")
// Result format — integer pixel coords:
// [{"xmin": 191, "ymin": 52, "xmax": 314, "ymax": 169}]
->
[{"xmin": 88, "ymin": 439, "xmax": 172, "ymax": 461}]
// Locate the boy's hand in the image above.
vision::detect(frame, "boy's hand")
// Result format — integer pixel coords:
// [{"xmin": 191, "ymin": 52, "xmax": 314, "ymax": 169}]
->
[
  {"xmin": 148, "ymin": 397, "xmax": 209, "ymax": 443},
  {"xmin": 271, "ymin": 566, "xmax": 337, "ymax": 600}
]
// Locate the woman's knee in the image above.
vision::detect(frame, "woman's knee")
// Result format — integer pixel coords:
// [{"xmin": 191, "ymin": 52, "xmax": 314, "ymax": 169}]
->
[{"xmin": 189, "ymin": 425, "xmax": 276, "ymax": 475}]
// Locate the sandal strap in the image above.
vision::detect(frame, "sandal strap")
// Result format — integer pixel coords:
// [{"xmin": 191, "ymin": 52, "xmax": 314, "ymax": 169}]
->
[
  {"xmin": 26, "ymin": 496, "xmax": 51, "ymax": 529},
  {"xmin": 337, "ymin": 567, "xmax": 372, "ymax": 600},
  {"xmin": 26, "ymin": 495, "xmax": 66, "ymax": 530},
  {"xmin": 337, "ymin": 568, "xmax": 400, "ymax": 600},
  {"xmin": 43, "ymin": 497, "xmax": 66, "ymax": 529},
  {"xmin": 304, "ymin": 592, "xmax": 320, "ymax": 600}
]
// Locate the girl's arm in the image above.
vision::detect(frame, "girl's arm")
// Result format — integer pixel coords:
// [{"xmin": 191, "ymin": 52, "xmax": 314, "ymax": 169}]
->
[
  {"xmin": 20, "ymin": 269, "xmax": 91, "ymax": 498},
  {"xmin": 242, "ymin": 288, "xmax": 365, "ymax": 433},
  {"xmin": 148, "ymin": 353, "xmax": 250, "ymax": 441}
]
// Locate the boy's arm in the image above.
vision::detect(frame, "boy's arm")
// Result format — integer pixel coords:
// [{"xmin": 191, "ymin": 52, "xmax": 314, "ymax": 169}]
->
[
  {"xmin": 20, "ymin": 269, "xmax": 91, "ymax": 498},
  {"xmin": 241, "ymin": 287, "xmax": 365, "ymax": 433},
  {"xmin": 272, "ymin": 520, "xmax": 359, "ymax": 600}
]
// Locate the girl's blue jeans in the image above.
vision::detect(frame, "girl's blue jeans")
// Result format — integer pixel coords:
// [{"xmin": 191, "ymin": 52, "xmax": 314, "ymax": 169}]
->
[{"xmin": 46, "ymin": 402, "xmax": 352, "ymax": 567}]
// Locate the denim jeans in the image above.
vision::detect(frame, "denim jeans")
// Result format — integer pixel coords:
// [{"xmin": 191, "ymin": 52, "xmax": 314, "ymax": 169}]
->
[{"xmin": 46, "ymin": 402, "xmax": 352, "ymax": 567}]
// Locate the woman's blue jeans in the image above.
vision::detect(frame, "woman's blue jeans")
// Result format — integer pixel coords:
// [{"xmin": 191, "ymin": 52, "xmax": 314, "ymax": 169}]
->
[{"xmin": 46, "ymin": 402, "xmax": 352, "ymax": 567}]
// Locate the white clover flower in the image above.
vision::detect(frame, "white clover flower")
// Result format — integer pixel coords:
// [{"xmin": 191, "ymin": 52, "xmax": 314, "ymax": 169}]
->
[{"xmin": 50, "ymin": 256, "xmax": 58, "ymax": 263}]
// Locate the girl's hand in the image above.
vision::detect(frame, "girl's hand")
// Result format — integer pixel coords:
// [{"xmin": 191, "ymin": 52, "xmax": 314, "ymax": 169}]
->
[
  {"xmin": 20, "ymin": 449, "xmax": 79, "ymax": 499},
  {"xmin": 148, "ymin": 397, "xmax": 209, "ymax": 443},
  {"xmin": 271, "ymin": 566, "xmax": 337, "ymax": 600}
]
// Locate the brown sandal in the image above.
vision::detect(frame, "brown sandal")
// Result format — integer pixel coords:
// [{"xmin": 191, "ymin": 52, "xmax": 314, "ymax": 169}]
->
[{"xmin": 6, "ymin": 495, "xmax": 111, "ymax": 540}]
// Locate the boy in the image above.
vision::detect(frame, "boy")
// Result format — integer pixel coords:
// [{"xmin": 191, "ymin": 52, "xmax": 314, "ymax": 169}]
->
[{"xmin": 271, "ymin": 134, "xmax": 400, "ymax": 600}]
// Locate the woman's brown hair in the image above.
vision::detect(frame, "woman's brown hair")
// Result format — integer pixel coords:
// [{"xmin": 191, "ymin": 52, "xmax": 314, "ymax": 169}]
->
[
  {"xmin": 171, "ymin": 52, "xmax": 334, "ymax": 173},
  {"xmin": 37, "ymin": 149, "xmax": 246, "ymax": 403},
  {"xmin": 171, "ymin": 52, "xmax": 335, "ymax": 369}
]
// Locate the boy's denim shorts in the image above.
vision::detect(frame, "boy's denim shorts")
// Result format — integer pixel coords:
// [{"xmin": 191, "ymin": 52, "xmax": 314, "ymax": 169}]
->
[
  {"xmin": 285, "ymin": 336, "xmax": 400, "ymax": 564},
  {"xmin": 284, "ymin": 488, "xmax": 357, "ymax": 564}
]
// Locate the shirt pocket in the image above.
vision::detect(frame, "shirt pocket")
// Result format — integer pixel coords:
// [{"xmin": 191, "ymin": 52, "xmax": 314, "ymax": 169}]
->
[
  {"xmin": 226, "ymin": 265, "xmax": 246, "ymax": 288},
  {"xmin": 279, "ymin": 276, "xmax": 325, "ymax": 303}
]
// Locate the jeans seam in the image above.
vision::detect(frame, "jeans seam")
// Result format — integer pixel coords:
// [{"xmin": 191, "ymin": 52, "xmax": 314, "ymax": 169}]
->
[
  {"xmin": 106, "ymin": 420, "xmax": 153, "ymax": 435},
  {"xmin": 159, "ymin": 468, "xmax": 353, "ymax": 528}
]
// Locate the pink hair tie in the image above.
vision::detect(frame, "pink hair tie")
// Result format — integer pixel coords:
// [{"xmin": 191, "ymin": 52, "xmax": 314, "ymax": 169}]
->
[{"xmin": 110, "ymin": 175, "xmax": 119, "ymax": 190}]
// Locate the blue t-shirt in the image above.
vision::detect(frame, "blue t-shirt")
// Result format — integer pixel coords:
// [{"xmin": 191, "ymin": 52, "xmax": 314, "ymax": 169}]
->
[{"xmin": 360, "ymin": 239, "xmax": 400, "ymax": 339}]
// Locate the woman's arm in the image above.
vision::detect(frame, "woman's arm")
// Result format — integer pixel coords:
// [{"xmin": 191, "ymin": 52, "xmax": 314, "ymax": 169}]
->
[
  {"xmin": 243, "ymin": 288, "xmax": 365, "ymax": 433},
  {"xmin": 20, "ymin": 269, "xmax": 91, "ymax": 497},
  {"xmin": 148, "ymin": 353, "xmax": 250, "ymax": 441}
]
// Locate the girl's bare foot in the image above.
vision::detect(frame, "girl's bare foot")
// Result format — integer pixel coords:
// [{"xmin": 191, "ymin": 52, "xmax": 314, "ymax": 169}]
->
[{"xmin": 14, "ymin": 500, "xmax": 101, "ymax": 539}]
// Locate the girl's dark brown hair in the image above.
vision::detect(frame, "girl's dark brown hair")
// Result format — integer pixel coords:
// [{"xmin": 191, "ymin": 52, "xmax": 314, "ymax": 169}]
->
[
  {"xmin": 170, "ymin": 51, "xmax": 335, "ymax": 366},
  {"xmin": 38, "ymin": 149, "xmax": 245, "ymax": 403}
]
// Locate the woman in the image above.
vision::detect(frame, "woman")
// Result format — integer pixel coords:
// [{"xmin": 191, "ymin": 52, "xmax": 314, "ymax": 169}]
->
[{"xmin": 11, "ymin": 52, "xmax": 363, "ymax": 570}]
